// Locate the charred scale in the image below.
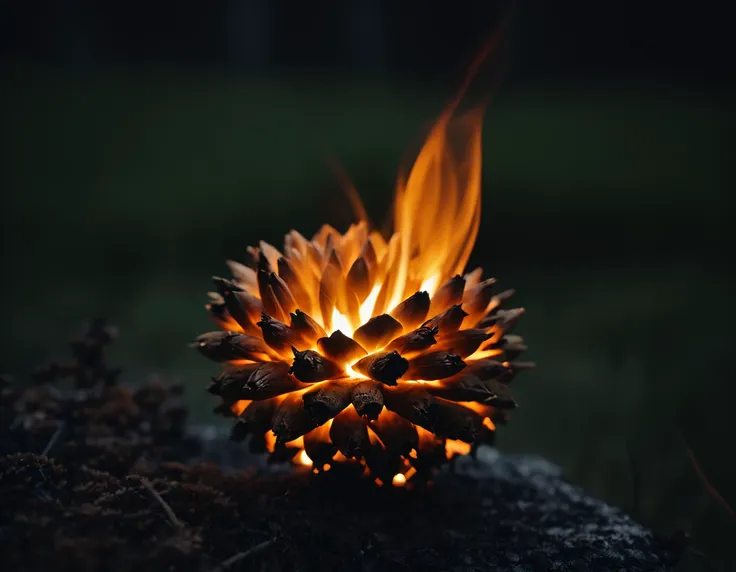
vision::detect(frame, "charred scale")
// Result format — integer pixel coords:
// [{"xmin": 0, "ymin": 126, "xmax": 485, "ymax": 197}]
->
[
  {"xmin": 329, "ymin": 406, "xmax": 370, "ymax": 459},
  {"xmin": 385, "ymin": 325, "xmax": 438, "ymax": 355},
  {"xmin": 272, "ymin": 393, "xmax": 318, "ymax": 444},
  {"xmin": 480, "ymin": 380, "xmax": 518, "ymax": 408},
  {"xmin": 405, "ymin": 351, "xmax": 466, "ymax": 380},
  {"xmin": 212, "ymin": 276, "xmax": 261, "ymax": 317},
  {"xmin": 429, "ymin": 275, "xmax": 466, "ymax": 316},
  {"xmin": 353, "ymin": 351, "xmax": 409, "ymax": 386},
  {"xmin": 464, "ymin": 359, "xmax": 510, "ymax": 380},
  {"xmin": 350, "ymin": 380, "xmax": 384, "ymax": 420},
  {"xmin": 290, "ymin": 348, "xmax": 343, "ymax": 383},
  {"xmin": 207, "ymin": 364, "xmax": 260, "ymax": 401},
  {"xmin": 423, "ymin": 304, "xmax": 468, "ymax": 336},
  {"xmin": 231, "ymin": 399, "xmax": 277, "ymax": 442},
  {"xmin": 238, "ymin": 362, "xmax": 307, "ymax": 400},
  {"xmin": 257, "ymin": 313, "xmax": 300, "ymax": 356},
  {"xmin": 370, "ymin": 409, "xmax": 418, "ymax": 456},
  {"xmin": 303, "ymin": 380, "xmax": 352, "ymax": 424},
  {"xmin": 382, "ymin": 386, "xmax": 438, "ymax": 432},
  {"xmin": 303, "ymin": 424, "xmax": 338, "ymax": 467},
  {"xmin": 353, "ymin": 314, "xmax": 403, "ymax": 351},
  {"xmin": 290, "ymin": 309, "xmax": 326, "ymax": 345},
  {"xmin": 317, "ymin": 330, "xmax": 367, "ymax": 364},
  {"xmin": 427, "ymin": 372, "xmax": 518, "ymax": 408},
  {"xmin": 212, "ymin": 277, "xmax": 260, "ymax": 334},
  {"xmin": 191, "ymin": 331, "xmax": 273, "ymax": 362},
  {"xmin": 435, "ymin": 328, "xmax": 492, "ymax": 358},
  {"xmin": 390, "ymin": 291, "xmax": 431, "ymax": 330},
  {"xmin": 258, "ymin": 270, "xmax": 287, "ymax": 323},
  {"xmin": 432, "ymin": 398, "xmax": 484, "ymax": 442}
]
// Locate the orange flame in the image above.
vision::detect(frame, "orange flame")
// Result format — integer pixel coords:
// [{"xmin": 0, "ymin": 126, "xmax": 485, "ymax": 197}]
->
[
  {"xmin": 389, "ymin": 108, "xmax": 484, "ymax": 308},
  {"xmin": 321, "ymin": 107, "xmax": 484, "ymax": 336}
]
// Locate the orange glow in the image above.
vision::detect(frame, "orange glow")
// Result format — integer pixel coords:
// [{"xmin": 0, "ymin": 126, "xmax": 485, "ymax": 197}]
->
[
  {"xmin": 230, "ymin": 400, "xmax": 251, "ymax": 416},
  {"xmin": 332, "ymin": 451, "xmax": 350, "ymax": 463},
  {"xmin": 265, "ymin": 430, "xmax": 277, "ymax": 453},
  {"xmin": 392, "ymin": 473, "xmax": 407, "ymax": 487},
  {"xmin": 445, "ymin": 439, "xmax": 472, "ymax": 459},
  {"xmin": 486, "ymin": 324, "xmax": 503, "ymax": 344},
  {"xmin": 466, "ymin": 347, "xmax": 504, "ymax": 361},
  {"xmin": 331, "ymin": 308, "xmax": 355, "ymax": 337},
  {"xmin": 287, "ymin": 436, "xmax": 305, "ymax": 449},
  {"xmin": 297, "ymin": 450, "xmax": 312, "ymax": 467},
  {"xmin": 459, "ymin": 401, "xmax": 487, "ymax": 414},
  {"xmin": 457, "ymin": 402, "xmax": 496, "ymax": 432}
]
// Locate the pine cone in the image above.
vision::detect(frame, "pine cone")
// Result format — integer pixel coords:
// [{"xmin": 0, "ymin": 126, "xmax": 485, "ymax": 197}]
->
[
  {"xmin": 195, "ymin": 109, "xmax": 534, "ymax": 485},
  {"xmin": 195, "ymin": 226, "xmax": 533, "ymax": 484}
]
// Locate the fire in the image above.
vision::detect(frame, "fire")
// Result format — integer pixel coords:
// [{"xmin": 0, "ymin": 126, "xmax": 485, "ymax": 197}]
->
[
  {"xmin": 200, "ymin": 58, "xmax": 533, "ymax": 487},
  {"xmin": 359, "ymin": 285, "xmax": 383, "ymax": 325},
  {"xmin": 387, "ymin": 108, "xmax": 483, "ymax": 312},
  {"xmin": 331, "ymin": 308, "xmax": 354, "ymax": 337}
]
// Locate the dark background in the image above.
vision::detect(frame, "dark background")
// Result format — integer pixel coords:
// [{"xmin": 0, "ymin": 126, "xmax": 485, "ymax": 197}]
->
[{"xmin": 1, "ymin": 1, "xmax": 733, "ymax": 568}]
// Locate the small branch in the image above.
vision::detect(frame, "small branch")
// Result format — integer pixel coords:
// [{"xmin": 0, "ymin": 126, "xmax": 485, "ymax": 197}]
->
[
  {"xmin": 216, "ymin": 539, "xmax": 277, "ymax": 571},
  {"xmin": 681, "ymin": 432, "xmax": 734, "ymax": 517},
  {"xmin": 139, "ymin": 477, "xmax": 184, "ymax": 529}
]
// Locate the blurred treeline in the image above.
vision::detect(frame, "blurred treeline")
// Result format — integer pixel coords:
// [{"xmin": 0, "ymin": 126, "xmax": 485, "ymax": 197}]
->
[{"xmin": 1, "ymin": 1, "xmax": 734, "ymax": 569}]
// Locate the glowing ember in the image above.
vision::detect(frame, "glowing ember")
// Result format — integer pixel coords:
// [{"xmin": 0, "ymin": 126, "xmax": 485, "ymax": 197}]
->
[
  {"xmin": 297, "ymin": 449, "xmax": 312, "ymax": 467},
  {"xmin": 195, "ymin": 78, "xmax": 535, "ymax": 486},
  {"xmin": 392, "ymin": 473, "xmax": 407, "ymax": 487}
]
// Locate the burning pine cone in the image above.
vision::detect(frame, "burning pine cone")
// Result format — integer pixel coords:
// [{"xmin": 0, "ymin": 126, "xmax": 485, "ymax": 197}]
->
[{"xmin": 195, "ymin": 108, "xmax": 533, "ymax": 486}]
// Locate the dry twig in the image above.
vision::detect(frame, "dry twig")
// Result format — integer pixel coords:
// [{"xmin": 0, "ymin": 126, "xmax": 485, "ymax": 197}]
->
[{"xmin": 138, "ymin": 476, "xmax": 184, "ymax": 529}]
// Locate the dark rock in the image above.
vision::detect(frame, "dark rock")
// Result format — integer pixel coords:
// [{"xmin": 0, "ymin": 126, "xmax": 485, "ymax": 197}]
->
[{"xmin": 191, "ymin": 427, "xmax": 677, "ymax": 571}]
